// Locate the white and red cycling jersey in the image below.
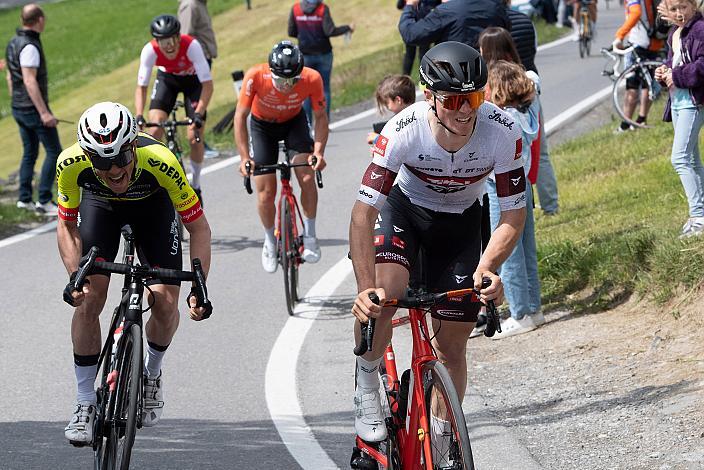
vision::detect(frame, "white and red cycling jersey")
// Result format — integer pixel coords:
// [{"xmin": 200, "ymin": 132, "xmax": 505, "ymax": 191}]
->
[
  {"xmin": 137, "ymin": 34, "xmax": 212, "ymax": 86},
  {"xmin": 357, "ymin": 101, "xmax": 526, "ymax": 214}
]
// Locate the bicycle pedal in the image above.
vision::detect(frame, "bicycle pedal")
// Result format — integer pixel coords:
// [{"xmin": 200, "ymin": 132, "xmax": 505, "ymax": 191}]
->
[
  {"xmin": 350, "ymin": 446, "xmax": 378, "ymax": 470},
  {"xmin": 69, "ymin": 440, "xmax": 90, "ymax": 448}
]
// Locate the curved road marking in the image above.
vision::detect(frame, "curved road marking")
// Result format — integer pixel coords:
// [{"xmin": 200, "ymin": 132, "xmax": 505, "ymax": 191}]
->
[{"xmin": 264, "ymin": 257, "xmax": 352, "ymax": 470}]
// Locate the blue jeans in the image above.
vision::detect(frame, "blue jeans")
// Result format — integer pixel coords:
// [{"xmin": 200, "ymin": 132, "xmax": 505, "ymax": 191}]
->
[
  {"xmin": 12, "ymin": 107, "xmax": 62, "ymax": 204},
  {"xmin": 302, "ymin": 51, "xmax": 333, "ymax": 123},
  {"xmin": 536, "ymin": 104, "xmax": 559, "ymax": 213},
  {"xmin": 487, "ymin": 180, "xmax": 541, "ymax": 319},
  {"xmin": 671, "ymin": 105, "xmax": 704, "ymax": 218}
]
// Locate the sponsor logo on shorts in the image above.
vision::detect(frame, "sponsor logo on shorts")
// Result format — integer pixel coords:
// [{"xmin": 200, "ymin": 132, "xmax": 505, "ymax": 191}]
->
[
  {"xmin": 376, "ymin": 251, "xmax": 409, "ymax": 267},
  {"xmin": 393, "ymin": 225, "xmax": 403, "ymax": 233},
  {"xmin": 392, "ymin": 236, "xmax": 405, "ymax": 250},
  {"xmin": 374, "ymin": 235, "xmax": 385, "ymax": 246},
  {"xmin": 436, "ymin": 309, "xmax": 465, "ymax": 318},
  {"xmin": 454, "ymin": 275, "xmax": 468, "ymax": 284}
]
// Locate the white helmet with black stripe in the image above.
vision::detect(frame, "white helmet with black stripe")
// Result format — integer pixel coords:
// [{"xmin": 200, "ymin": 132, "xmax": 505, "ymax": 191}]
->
[{"xmin": 77, "ymin": 102, "xmax": 138, "ymax": 159}]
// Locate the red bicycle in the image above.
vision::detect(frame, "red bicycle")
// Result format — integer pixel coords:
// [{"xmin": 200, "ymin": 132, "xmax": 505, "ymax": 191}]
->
[
  {"xmin": 351, "ymin": 278, "xmax": 500, "ymax": 470},
  {"xmin": 243, "ymin": 143, "xmax": 323, "ymax": 316}
]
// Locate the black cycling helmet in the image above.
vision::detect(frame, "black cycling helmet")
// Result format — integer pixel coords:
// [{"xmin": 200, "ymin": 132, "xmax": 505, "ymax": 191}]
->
[
  {"xmin": 268, "ymin": 40, "xmax": 304, "ymax": 78},
  {"xmin": 420, "ymin": 42, "xmax": 488, "ymax": 93},
  {"xmin": 150, "ymin": 14, "xmax": 181, "ymax": 39}
]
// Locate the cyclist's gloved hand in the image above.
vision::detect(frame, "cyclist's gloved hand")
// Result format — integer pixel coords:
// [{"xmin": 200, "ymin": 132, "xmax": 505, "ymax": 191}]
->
[
  {"xmin": 186, "ymin": 289, "xmax": 213, "ymax": 321},
  {"xmin": 135, "ymin": 114, "xmax": 146, "ymax": 128},
  {"xmin": 63, "ymin": 271, "xmax": 90, "ymax": 307},
  {"xmin": 192, "ymin": 112, "xmax": 204, "ymax": 129}
]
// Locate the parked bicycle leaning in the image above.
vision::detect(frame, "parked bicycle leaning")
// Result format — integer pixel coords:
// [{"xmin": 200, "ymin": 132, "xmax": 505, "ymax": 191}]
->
[{"xmin": 58, "ymin": 102, "xmax": 212, "ymax": 446}]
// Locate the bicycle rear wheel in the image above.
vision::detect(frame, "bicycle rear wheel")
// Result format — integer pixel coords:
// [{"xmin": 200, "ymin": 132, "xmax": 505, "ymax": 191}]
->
[
  {"xmin": 281, "ymin": 198, "xmax": 299, "ymax": 316},
  {"xmin": 612, "ymin": 60, "xmax": 663, "ymax": 129},
  {"xmin": 422, "ymin": 360, "xmax": 474, "ymax": 470},
  {"xmin": 102, "ymin": 323, "xmax": 142, "ymax": 470}
]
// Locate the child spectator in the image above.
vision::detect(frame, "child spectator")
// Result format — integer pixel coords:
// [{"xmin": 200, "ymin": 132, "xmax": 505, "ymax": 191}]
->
[
  {"xmin": 655, "ymin": 0, "xmax": 704, "ymax": 237},
  {"xmin": 366, "ymin": 74, "xmax": 416, "ymax": 145},
  {"xmin": 485, "ymin": 60, "xmax": 544, "ymax": 338}
]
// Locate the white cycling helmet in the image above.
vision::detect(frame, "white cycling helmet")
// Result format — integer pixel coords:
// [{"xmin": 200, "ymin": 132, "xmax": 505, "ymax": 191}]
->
[{"xmin": 77, "ymin": 102, "xmax": 138, "ymax": 160}]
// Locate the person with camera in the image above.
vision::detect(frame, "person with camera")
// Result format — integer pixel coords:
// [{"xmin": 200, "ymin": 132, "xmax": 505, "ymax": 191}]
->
[{"xmin": 135, "ymin": 14, "xmax": 213, "ymax": 201}]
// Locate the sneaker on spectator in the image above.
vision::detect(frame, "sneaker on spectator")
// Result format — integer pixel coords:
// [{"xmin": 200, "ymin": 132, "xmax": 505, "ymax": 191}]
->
[
  {"xmin": 531, "ymin": 310, "xmax": 545, "ymax": 327},
  {"xmin": 203, "ymin": 142, "xmax": 219, "ymax": 159},
  {"xmin": 16, "ymin": 200, "xmax": 34, "ymax": 210},
  {"xmin": 614, "ymin": 124, "xmax": 635, "ymax": 134},
  {"xmin": 35, "ymin": 200, "xmax": 58, "ymax": 217},
  {"xmin": 490, "ymin": 315, "xmax": 537, "ymax": 340},
  {"xmin": 469, "ymin": 311, "xmax": 487, "ymax": 338},
  {"xmin": 680, "ymin": 217, "xmax": 704, "ymax": 238}
]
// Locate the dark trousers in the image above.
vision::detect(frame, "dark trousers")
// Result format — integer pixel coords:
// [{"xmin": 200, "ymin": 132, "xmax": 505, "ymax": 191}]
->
[
  {"xmin": 402, "ymin": 43, "xmax": 431, "ymax": 76},
  {"xmin": 12, "ymin": 107, "xmax": 62, "ymax": 204}
]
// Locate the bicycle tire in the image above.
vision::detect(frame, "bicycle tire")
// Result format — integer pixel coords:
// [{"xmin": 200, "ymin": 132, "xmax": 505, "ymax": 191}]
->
[
  {"xmin": 422, "ymin": 360, "xmax": 474, "ymax": 470},
  {"xmin": 612, "ymin": 60, "xmax": 664, "ymax": 129},
  {"xmin": 94, "ymin": 331, "xmax": 115, "ymax": 470},
  {"xmin": 281, "ymin": 198, "xmax": 297, "ymax": 316},
  {"xmin": 103, "ymin": 323, "xmax": 142, "ymax": 470}
]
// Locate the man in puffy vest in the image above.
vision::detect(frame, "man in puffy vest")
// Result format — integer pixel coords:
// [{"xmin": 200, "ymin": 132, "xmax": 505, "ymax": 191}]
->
[
  {"xmin": 6, "ymin": 3, "xmax": 62, "ymax": 216},
  {"xmin": 288, "ymin": 0, "xmax": 354, "ymax": 123}
]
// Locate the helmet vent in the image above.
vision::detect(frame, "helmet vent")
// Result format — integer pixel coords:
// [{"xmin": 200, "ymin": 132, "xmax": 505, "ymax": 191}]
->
[
  {"xmin": 99, "ymin": 113, "xmax": 107, "ymax": 128},
  {"xmin": 460, "ymin": 62, "xmax": 469, "ymax": 82}
]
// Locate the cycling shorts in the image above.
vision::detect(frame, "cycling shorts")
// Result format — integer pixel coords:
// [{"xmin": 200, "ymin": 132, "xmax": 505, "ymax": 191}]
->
[
  {"xmin": 249, "ymin": 111, "xmax": 314, "ymax": 175},
  {"xmin": 625, "ymin": 48, "xmax": 662, "ymax": 90},
  {"xmin": 375, "ymin": 186, "xmax": 484, "ymax": 323},
  {"xmin": 149, "ymin": 70, "xmax": 207, "ymax": 120},
  {"xmin": 79, "ymin": 189, "xmax": 182, "ymax": 286}
]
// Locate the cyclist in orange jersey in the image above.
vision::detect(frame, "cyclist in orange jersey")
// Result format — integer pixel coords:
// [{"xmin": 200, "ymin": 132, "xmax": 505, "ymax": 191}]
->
[{"xmin": 234, "ymin": 41, "xmax": 328, "ymax": 273}]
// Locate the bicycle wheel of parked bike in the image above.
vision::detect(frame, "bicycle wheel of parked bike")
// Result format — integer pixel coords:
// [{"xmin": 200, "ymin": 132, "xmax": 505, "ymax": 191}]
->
[
  {"xmin": 422, "ymin": 360, "xmax": 474, "ymax": 470},
  {"xmin": 102, "ymin": 323, "xmax": 142, "ymax": 470},
  {"xmin": 281, "ymin": 198, "xmax": 298, "ymax": 316},
  {"xmin": 612, "ymin": 60, "xmax": 664, "ymax": 129}
]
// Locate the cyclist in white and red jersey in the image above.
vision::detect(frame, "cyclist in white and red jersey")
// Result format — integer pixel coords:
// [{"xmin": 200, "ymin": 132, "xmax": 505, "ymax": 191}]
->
[
  {"xmin": 135, "ymin": 14, "xmax": 213, "ymax": 200},
  {"xmin": 349, "ymin": 42, "xmax": 526, "ymax": 446}
]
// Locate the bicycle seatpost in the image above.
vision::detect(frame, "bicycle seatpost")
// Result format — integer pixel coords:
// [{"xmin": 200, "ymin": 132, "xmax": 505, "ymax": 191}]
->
[{"xmin": 353, "ymin": 293, "xmax": 378, "ymax": 356}]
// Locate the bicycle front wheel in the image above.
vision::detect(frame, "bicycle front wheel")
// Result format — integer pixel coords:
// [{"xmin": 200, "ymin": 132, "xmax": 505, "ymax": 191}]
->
[
  {"xmin": 422, "ymin": 360, "xmax": 474, "ymax": 470},
  {"xmin": 281, "ymin": 198, "xmax": 298, "ymax": 316},
  {"xmin": 102, "ymin": 323, "xmax": 142, "ymax": 470},
  {"xmin": 613, "ymin": 60, "xmax": 664, "ymax": 129}
]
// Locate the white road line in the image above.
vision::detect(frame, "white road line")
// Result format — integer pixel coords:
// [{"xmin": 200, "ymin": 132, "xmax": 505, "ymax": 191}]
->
[
  {"xmin": 0, "ymin": 220, "xmax": 56, "ymax": 249},
  {"xmin": 545, "ymin": 85, "xmax": 612, "ymax": 136},
  {"xmin": 537, "ymin": 34, "xmax": 574, "ymax": 52},
  {"xmin": 265, "ymin": 257, "xmax": 353, "ymax": 470}
]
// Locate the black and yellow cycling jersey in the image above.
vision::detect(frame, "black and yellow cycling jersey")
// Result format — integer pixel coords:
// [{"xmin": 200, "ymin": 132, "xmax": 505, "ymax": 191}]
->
[{"xmin": 56, "ymin": 133, "xmax": 202, "ymax": 224}]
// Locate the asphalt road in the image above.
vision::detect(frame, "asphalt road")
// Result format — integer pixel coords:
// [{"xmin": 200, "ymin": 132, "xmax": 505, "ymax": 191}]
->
[{"xmin": 0, "ymin": 7, "xmax": 625, "ymax": 469}]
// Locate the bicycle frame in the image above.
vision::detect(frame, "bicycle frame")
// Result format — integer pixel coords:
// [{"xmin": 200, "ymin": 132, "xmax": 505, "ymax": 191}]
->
[
  {"xmin": 356, "ymin": 306, "xmax": 439, "ymax": 469},
  {"xmin": 274, "ymin": 154, "xmax": 305, "ymax": 265}
]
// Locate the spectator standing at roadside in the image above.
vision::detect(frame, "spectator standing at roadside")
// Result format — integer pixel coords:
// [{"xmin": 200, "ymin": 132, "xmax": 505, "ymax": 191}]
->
[
  {"xmin": 485, "ymin": 60, "xmax": 544, "ymax": 338},
  {"xmin": 396, "ymin": 0, "xmax": 441, "ymax": 75},
  {"xmin": 179, "ymin": 0, "xmax": 219, "ymax": 159},
  {"xmin": 288, "ymin": 0, "xmax": 354, "ymax": 123},
  {"xmin": 503, "ymin": 3, "xmax": 560, "ymax": 214},
  {"xmin": 655, "ymin": 0, "xmax": 704, "ymax": 237},
  {"xmin": 398, "ymin": 0, "xmax": 509, "ymax": 49},
  {"xmin": 6, "ymin": 3, "xmax": 61, "ymax": 216}
]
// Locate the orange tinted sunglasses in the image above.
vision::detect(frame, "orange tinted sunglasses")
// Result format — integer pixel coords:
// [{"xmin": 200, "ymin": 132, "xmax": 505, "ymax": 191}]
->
[{"xmin": 434, "ymin": 91, "xmax": 484, "ymax": 110}]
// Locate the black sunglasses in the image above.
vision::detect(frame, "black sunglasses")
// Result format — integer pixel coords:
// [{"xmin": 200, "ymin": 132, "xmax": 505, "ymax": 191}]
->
[{"xmin": 87, "ymin": 145, "xmax": 135, "ymax": 171}]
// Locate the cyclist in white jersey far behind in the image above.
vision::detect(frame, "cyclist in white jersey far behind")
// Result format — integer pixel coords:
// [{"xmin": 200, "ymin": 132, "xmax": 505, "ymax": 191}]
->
[{"xmin": 349, "ymin": 42, "xmax": 527, "ymax": 443}]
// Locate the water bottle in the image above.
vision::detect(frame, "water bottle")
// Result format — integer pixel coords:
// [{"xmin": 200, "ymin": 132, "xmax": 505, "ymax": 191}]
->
[{"xmin": 344, "ymin": 31, "xmax": 351, "ymax": 45}]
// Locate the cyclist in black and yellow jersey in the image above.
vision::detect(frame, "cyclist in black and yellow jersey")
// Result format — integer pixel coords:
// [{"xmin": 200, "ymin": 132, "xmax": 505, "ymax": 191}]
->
[{"xmin": 58, "ymin": 102, "xmax": 212, "ymax": 445}]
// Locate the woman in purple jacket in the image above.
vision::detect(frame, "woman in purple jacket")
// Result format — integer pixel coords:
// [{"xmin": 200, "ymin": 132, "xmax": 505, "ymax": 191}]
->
[{"xmin": 655, "ymin": 0, "xmax": 704, "ymax": 237}]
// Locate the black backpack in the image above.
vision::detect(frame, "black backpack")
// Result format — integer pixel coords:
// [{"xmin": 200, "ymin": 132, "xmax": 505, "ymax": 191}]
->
[{"xmin": 641, "ymin": 0, "xmax": 670, "ymax": 40}]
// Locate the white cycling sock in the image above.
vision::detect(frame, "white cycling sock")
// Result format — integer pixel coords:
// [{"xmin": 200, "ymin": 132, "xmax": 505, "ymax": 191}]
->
[
  {"xmin": 303, "ymin": 217, "xmax": 316, "ymax": 238},
  {"xmin": 264, "ymin": 226, "xmax": 276, "ymax": 249},
  {"xmin": 356, "ymin": 356, "xmax": 381, "ymax": 390},
  {"xmin": 75, "ymin": 364, "xmax": 98, "ymax": 404},
  {"xmin": 144, "ymin": 342, "xmax": 167, "ymax": 379},
  {"xmin": 190, "ymin": 161, "xmax": 202, "ymax": 189}
]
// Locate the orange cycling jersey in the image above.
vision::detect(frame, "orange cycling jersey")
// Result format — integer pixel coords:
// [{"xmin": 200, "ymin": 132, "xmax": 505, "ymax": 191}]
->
[{"xmin": 238, "ymin": 63, "xmax": 326, "ymax": 123}]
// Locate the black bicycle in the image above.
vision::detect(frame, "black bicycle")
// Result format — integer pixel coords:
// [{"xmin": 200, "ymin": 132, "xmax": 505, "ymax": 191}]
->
[
  {"xmin": 143, "ymin": 100, "xmax": 201, "ymax": 162},
  {"xmin": 243, "ymin": 143, "xmax": 323, "ymax": 315},
  {"xmin": 67, "ymin": 225, "xmax": 211, "ymax": 470}
]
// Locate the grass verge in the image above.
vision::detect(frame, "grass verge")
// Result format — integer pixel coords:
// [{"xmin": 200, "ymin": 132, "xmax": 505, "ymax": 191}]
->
[{"xmin": 537, "ymin": 100, "xmax": 704, "ymax": 312}]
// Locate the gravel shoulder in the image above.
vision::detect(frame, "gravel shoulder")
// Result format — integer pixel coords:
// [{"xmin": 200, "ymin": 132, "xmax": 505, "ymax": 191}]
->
[{"xmin": 469, "ymin": 293, "xmax": 704, "ymax": 469}]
